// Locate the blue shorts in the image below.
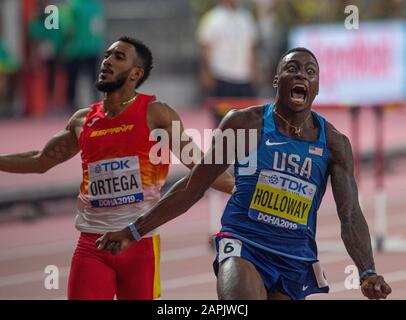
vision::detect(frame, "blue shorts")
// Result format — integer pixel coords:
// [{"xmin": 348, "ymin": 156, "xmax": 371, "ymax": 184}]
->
[{"xmin": 213, "ymin": 236, "xmax": 329, "ymax": 300}]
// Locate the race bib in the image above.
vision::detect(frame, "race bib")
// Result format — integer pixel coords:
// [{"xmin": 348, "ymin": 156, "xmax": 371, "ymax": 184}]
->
[
  {"xmin": 88, "ymin": 156, "xmax": 144, "ymax": 208},
  {"xmin": 248, "ymin": 170, "xmax": 316, "ymax": 230},
  {"xmin": 218, "ymin": 238, "xmax": 242, "ymax": 263}
]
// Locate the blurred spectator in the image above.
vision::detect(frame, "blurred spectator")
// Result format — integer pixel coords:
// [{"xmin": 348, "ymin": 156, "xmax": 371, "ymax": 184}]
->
[
  {"xmin": 61, "ymin": 0, "xmax": 105, "ymax": 109},
  {"xmin": 29, "ymin": 0, "xmax": 65, "ymax": 111},
  {"xmin": 0, "ymin": 37, "xmax": 19, "ymax": 117},
  {"xmin": 252, "ymin": 0, "xmax": 282, "ymax": 96},
  {"xmin": 197, "ymin": 0, "xmax": 259, "ymax": 99}
]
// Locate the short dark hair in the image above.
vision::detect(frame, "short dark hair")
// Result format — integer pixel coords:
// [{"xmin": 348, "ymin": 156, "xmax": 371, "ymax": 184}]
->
[
  {"xmin": 277, "ymin": 47, "xmax": 319, "ymax": 73},
  {"xmin": 118, "ymin": 36, "xmax": 153, "ymax": 88}
]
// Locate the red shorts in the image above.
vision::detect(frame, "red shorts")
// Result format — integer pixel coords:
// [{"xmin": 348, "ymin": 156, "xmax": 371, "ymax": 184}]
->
[{"xmin": 68, "ymin": 232, "xmax": 160, "ymax": 300}]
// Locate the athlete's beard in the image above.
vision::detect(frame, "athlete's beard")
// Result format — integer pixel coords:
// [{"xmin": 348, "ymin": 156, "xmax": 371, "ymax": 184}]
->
[{"xmin": 95, "ymin": 70, "xmax": 130, "ymax": 93}]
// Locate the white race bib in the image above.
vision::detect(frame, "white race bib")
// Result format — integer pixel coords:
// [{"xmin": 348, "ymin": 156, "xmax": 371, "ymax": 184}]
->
[
  {"xmin": 218, "ymin": 238, "xmax": 242, "ymax": 263},
  {"xmin": 88, "ymin": 156, "xmax": 144, "ymax": 208}
]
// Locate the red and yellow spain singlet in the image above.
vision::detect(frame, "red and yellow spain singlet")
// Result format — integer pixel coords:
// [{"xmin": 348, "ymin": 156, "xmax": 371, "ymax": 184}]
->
[{"xmin": 74, "ymin": 94, "xmax": 169, "ymax": 234}]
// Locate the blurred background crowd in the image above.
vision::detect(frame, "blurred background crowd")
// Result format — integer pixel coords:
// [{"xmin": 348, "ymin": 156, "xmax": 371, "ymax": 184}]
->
[{"xmin": 1, "ymin": 0, "xmax": 405, "ymax": 118}]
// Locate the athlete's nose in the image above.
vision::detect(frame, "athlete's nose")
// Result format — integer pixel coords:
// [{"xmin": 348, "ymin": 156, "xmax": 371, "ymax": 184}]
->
[
  {"xmin": 296, "ymin": 68, "xmax": 307, "ymax": 80},
  {"xmin": 102, "ymin": 54, "xmax": 114, "ymax": 69},
  {"xmin": 103, "ymin": 59, "xmax": 112, "ymax": 68}
]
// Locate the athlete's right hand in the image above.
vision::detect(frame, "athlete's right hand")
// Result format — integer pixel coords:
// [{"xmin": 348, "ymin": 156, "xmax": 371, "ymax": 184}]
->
[
  {"xmin": 361, "ymin": 274, "xmax": 392, "ymax": 300},
  {"xmin": 96, "ymin": 227, "xmax": 134, "ymax": 255}
]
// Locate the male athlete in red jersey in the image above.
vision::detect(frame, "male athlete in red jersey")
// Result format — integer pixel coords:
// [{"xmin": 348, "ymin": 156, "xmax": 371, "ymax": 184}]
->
[{"xmin": 0, "ymin": 36, "xmax": 234, "ymax": 300}]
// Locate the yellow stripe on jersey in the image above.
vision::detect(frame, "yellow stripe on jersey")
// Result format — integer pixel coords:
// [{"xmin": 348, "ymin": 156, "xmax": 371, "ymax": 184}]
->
[{"xmin": 152, "ymin": 235, "xmax": 161, "ymax": 299}]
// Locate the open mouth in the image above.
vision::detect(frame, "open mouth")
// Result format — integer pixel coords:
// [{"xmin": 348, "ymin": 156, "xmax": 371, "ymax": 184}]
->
[
  {"xmin": 99, "ymin": 68, "xmax": 113, "ymax": 80},
  {"xmin": 100, "ymin": 67, "xmax": 113, "ymax": 75},
  {"xmin": 290, "ymin": 84, "xmax": 307, "ymax": 104}
]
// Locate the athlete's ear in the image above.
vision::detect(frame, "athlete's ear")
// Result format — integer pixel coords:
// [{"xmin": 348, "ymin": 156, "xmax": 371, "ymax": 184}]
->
[
  {"xmin": 273, "ymin": 76, "xmax": 278, "ymax": 88},
  {"xmin": 130, "ymin": 67, "xmax": 144, "ymax": 83}
]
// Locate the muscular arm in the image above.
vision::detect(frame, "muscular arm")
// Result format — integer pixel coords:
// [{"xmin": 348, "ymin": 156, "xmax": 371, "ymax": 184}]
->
[
  {"xmin": 328, "ymin": 125, "xmax": 392, "ymax": 299},
  {"xmin": 148, "ymin": 101, "xmax": 234, "ymax": 194},
  {"xmin": 327, "ymin": 125, "xmax": 375, "ymax": 273},
  {"xmin": 96, "ymin": 108, "xmax": 259, "ymax": 254},
  {"xmin": 135, "ymin": 109, "xmax": 249, "ymax": 236},
  {"xmin": 0, "ymin": 111, "xmax": 83, "ymax": 174}
]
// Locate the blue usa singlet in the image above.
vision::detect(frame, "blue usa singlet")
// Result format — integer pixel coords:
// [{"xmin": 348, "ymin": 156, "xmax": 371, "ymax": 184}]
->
[{"xmin": 220, "ymin": 103, "xmax": 330, "ymax": 261}]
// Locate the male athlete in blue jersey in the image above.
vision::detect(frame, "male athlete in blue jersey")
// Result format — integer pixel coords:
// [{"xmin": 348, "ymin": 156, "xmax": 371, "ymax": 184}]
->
[{"xmin": 97, "ymin": 48, "xmax": 392, "ymax": 300}]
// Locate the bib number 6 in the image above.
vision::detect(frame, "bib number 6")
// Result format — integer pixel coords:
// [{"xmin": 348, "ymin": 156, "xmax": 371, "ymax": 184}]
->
[
  {"xmin": 218, "ymin": 238, "xmax": 242, "ymax": 263},
  {"xmin": 224, "ymin": 242, "xmax": 234, "ymax": 254}
]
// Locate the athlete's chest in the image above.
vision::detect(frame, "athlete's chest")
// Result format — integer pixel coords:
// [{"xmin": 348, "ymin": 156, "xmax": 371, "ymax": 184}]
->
[
  {"xmin": 256, "ymin": 131, "xmax": 329, "ymax": 181},
  {"xmin": 79, "ymin": 112, "xmax": 151, "ymax": 161}
]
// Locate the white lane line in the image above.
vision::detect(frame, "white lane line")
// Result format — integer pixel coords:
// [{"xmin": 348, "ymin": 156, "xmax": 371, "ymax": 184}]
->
[
  {"xmin": 166, "ymin": 267, "xmax": 406, "ymax": 292},
  {"xmin": 317, "ymin": 211, "xmax": 406, "ymax": 240},
  {"xmin": 0, "ymin": 244, "xmax": 212, "ymax": 287},
  {"xmin": 162, "ymin": 255, "xmax": 352, "ymax": 291},
  {"xmin": 0, "ymin": 241, "xmax": 76, "ymax": 262},
  {"xmin": 0, "ymin": 250, "xmax": 348, "ymax": 288},
  {"xmin": 0, "ymin": 251, "xmax": 392, "ymax": 294},
  {"xmin": 5, "ymin": 267, "xmax": 406, "ymax": 299},
  {"xmin": 158, "ymin": 219, "xmax": 209, "ymax": 237},
  {"xmin": 0, "ymin": 220, "xmax": 209, "ymax": 262},
  {"xmin": 162, "ymin": 267, "xmax": 406, "ymax": 293},
  {"xmin": 161, "ymin": 245, "xmax": 212, "ymax": 262},
  {"xmin": 162, "ymin": 272, "xmax": 214, "ymax": 290},
  {"xmin": 0, "ymin": 267, "xmax": 70, "ymax": 288},
  {"xmin": 1, "ymin": 207, "xmax": 405, "ymax": 262},
  {"xmin": 0, "ymin": 254, "xmax": 352, "ymax": 288}
]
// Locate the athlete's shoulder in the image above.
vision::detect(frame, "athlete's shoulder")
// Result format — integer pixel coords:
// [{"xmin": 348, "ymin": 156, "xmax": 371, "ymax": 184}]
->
[
  {"xmin": 325, "ymin": 120, "xmax": 352, "ymax": 163},
  {"xmin": 67, "ymin": 107, "xmax": 91, "ymax": 129},
  {"xmin": 71, "ymin": 107, "xmax": 92, "ymax": 121},
  {"xmin": 147, "ymin": 100, "xmax": 170, "ymax": 112},
  {"xmin": 147, "ymin": 100, "xmax": 180, "ymax": 130},
  {"xmin": 220, "ymin": 105, "xmax": 264, "ymax": 130},
  {"xmin": 325, "ymin": 121, "xmax": 350, "ymax": 145}
]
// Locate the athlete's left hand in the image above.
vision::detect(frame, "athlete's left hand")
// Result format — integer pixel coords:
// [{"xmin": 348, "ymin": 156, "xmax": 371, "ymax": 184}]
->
[
  {"xmin": 96, "ymin": 227, "xmax": 134, "ymax": 255},
  {"xmin": 361, "ymin": 274, "xmax": 392, "ymax": 300}
]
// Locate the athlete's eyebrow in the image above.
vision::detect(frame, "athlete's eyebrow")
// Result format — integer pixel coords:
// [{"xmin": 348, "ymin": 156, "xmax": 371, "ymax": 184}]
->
[
  {"xmin": 114, "ymin": 51, "xmax": 126, "ymax": 58},
  {"xmin": 305, "ymin": 61, "xmax": 318, "ymax": 68},
  {"xmin": 104, "ymin": 49, "xmax": 126, "ymax": 58},
  {"xmin": 285, "ymin": 60, "xmax": 299, "ymax": 66},
  {"xmin": 283, "ymin": 60, "xmax": 300, "ymax": 69},
  {"xmin": 285, "ymin": 59, "xmax": 318, "ymax": 69}
]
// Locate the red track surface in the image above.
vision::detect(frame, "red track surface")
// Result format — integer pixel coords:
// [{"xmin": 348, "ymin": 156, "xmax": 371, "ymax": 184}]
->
[{"xmin": 0, "ymin": 107, "xmax": 405, "ymax": 300}]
